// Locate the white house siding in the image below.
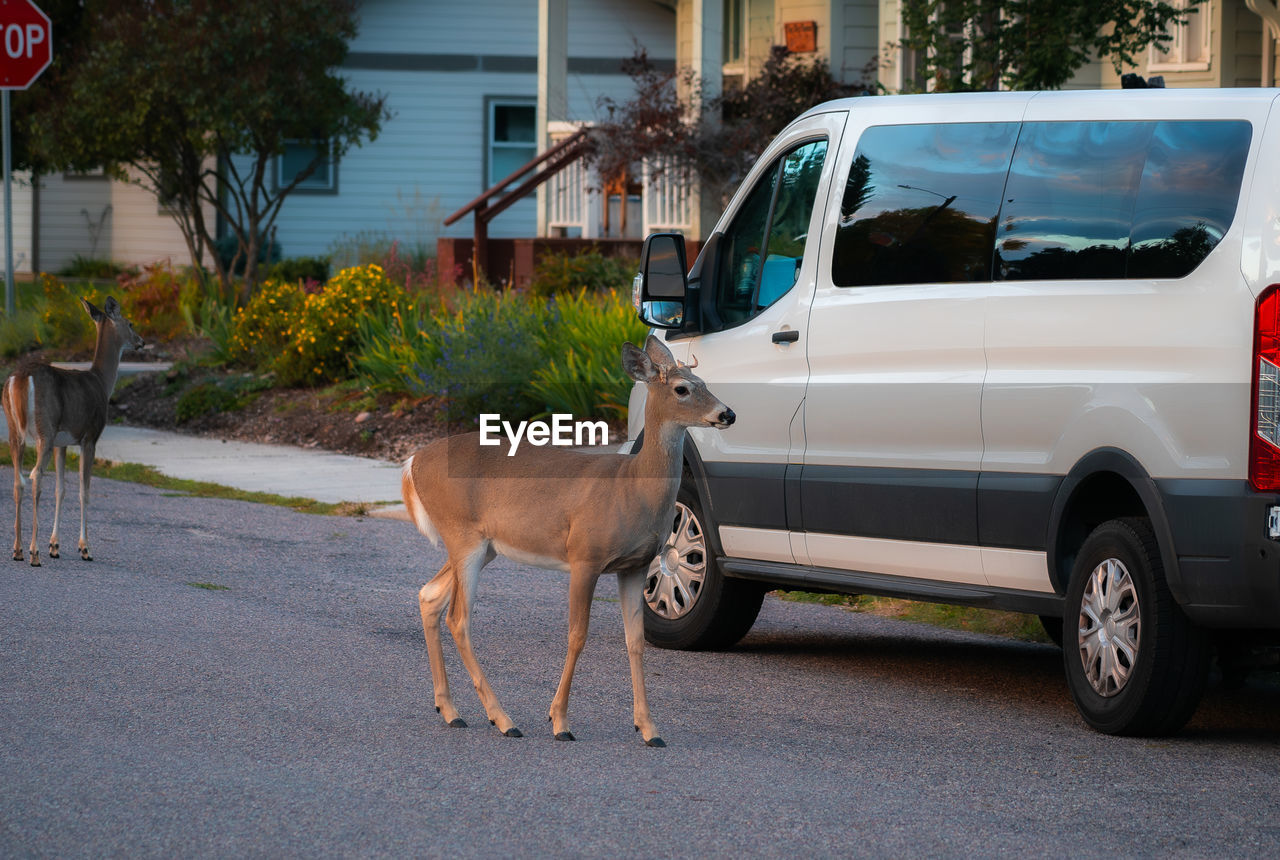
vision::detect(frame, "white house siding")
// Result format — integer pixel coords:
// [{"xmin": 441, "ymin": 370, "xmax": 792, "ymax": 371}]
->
[
  {"xmin": 254, "ymin": 0, "xmax": 675, "ymax": 260},
  {"xmin": 836, "ymin": 0, "xmax": 879, "ymax": 82},
  {"xmin": 0, "ymin": 171, "xmax": 35, "ymax": 273},
  {"xmin": 36, "ymin": 173, "xmax": 112, "ymax": 274}
]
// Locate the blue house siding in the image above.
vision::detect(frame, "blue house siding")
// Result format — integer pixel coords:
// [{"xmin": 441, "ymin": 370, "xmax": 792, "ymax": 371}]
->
[{"xmin": 255, "ymin": 0, "xmax": 675, "ymax": 261}]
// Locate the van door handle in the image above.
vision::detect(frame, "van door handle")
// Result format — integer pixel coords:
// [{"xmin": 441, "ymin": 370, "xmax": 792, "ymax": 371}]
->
[{"xmin": 772, "ymin": 329, "xmax": 800, "ymax": 344}]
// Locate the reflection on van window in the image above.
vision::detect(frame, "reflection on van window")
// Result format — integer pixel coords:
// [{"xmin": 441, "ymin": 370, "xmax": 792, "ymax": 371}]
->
[
  {"xmin": 997, "ymin": 120, "xmax": 1250, "ymax": 281},
  {"xmin": 1127, "ymin": 121, "xmax": 1251, "ymax": 279},
  {"xmin": 833, "ymin": 119, "xmax": 1252, "ymax": 287},
  {"xmin": 831, "ymin": 123, "xmax": 1019, "ymax": 287},
  {"xmin": 997, "ymin": 122, "xmax": 1152, "ymax": 280},
  {"xmin": 713, "ymin": 138, "xmax": 827, "ymax": 328}
]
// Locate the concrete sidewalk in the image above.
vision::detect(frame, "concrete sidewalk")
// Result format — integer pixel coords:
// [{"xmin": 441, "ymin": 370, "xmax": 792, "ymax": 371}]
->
[{"xmin": 1, "ymin": 422, "xmax": 409, "ymax": 516}]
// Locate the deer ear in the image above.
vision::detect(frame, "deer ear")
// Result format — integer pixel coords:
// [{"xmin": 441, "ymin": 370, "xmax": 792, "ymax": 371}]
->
[
  {"xmin": 81, "ymin": 297, "xmax": 105, "ymax": 322},
  {"xmin": 103, "ymin": 296, "xmax": 122, "ymax": 317},
  {"xmin": 643, "ymin": 334, "xmax": 676, "ymax": 369},
  {"xmin": 622, "ymin": 341, "xmax": 657, "ymax": 383}
]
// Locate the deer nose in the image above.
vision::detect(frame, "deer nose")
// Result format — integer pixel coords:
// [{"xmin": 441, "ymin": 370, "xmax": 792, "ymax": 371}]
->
[{"xmin": 719, "ymin": 408, "xmax": 736, "ymax": 426}]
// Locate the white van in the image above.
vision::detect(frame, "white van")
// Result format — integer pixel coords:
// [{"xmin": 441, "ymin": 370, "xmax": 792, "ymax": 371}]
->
[{"xmin": 628, "ymin": 88, "xmax": 1280, "ymax": 736}]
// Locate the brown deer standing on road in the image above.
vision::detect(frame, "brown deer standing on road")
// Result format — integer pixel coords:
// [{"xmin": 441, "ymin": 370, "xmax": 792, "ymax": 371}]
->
[
  {"xmin": 401, "ymin": 335, "xmax": 734, "ymax": 746},
  {"xmin": 3, "ymin": 296, "xmax": 144, "ymax": 565}
]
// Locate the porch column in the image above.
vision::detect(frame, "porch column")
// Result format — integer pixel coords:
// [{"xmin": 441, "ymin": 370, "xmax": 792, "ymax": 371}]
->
[
  {"xmin": 689, "ymin": 0, "xmax": 723, "ymax": 239},
  {"xmin": 537, "ymin": 0, "xmax": 568, "ymax": 236}
]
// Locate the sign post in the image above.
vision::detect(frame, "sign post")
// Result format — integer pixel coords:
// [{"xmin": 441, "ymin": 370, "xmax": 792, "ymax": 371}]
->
[{"xmin": 0, "ymin": 0, "xmax": 52, "ymax": 316}]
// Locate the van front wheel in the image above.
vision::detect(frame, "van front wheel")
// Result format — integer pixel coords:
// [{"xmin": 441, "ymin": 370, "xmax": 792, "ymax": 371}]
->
[
  {"xmin": 642, "ymin": 479, "xmax": 764, "ymax": 650},
  {"xmin": 1062, "ymin": 518, "xmax": 1209, "ymax": 735}
]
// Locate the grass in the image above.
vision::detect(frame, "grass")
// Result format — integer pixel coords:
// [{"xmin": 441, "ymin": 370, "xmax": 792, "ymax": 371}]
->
[
  {"xmin": 778, "ymin": 590, "xmax": 1053, "ymax": 643},
  {"xmin": 0, "ymin": 441, "xmax": 374, "ymax": 517}
]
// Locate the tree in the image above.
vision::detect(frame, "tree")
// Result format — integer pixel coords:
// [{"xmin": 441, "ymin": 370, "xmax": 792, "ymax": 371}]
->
[
  {"xmin": 591, "ymin": 47, "xmax": 873, "ymax": 209},
  {"xmin": 21, "ymin": 0, "xmax": 390, "ymax": 299},
  {"xmin": 898, "ymin": 0, "xmax": 1202, "ymax": 92}
]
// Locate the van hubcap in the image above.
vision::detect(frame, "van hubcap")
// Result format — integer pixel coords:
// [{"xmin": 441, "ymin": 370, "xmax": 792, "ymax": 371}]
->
[
  {"xmin": 645, "ymin": 502, "xmax": 706, "ymax": 619},
  {"xmin": 1077, "ymin": 557, "xmax": 1141, "ymax": 697}
]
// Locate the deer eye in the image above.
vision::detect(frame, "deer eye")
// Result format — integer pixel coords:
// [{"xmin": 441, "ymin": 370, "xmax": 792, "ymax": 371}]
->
[{"xmin": 674, "ymin": 385, "xmax": 689, "ymax": 396}]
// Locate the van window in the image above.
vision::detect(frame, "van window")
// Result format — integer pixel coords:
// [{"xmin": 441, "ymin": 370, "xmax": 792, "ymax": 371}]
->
[
  {"xmin": 830, "ymin": 122, "xmax": 1019, "ymax": 287},
  {"xmin": 1127, "ymin": 121, "xmax": 1251, "ymax": 279},
  {"xmin": 997, "ymin": 119, "xmax": 1250, "ymax": 281},
  {"xmin": 714, "ymin": 138, "xmax": 828, "ymax": 327},
  {"xmin": 997, "ymin": 122, "xmax": 1151, "ymax": 280}
]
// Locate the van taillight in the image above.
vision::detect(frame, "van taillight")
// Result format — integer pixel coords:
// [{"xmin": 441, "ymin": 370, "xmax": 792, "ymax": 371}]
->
[{"xmin": 1251, "ymin": 285, "xmax": 1280, "ymax": 491}]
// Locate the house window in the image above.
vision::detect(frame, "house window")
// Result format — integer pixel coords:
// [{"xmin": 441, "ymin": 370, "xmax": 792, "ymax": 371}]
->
[
  {"xmin": 276, "ymin": 140, "xmax": 337, "ymax": 193},
  {"xmin": 1149, "ymin": 0, "xmax": 1211, "ymax": 71},
  {"xmin": 487, "ymin": 99, "xmax": 536, "ymax": 186}
]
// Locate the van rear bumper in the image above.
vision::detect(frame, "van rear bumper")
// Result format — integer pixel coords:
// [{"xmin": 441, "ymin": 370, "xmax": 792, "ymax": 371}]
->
[{"xmin": 1158, "ymin": 479, "xmax": 1280, "ymax": 629}]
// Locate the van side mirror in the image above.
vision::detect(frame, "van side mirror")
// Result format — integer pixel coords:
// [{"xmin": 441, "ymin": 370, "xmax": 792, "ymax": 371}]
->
[{"xmin": 633, "ymin": 232, "xmax": 688, "ymax": 330}]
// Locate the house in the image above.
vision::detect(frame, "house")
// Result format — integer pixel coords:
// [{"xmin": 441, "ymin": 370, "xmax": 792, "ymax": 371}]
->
[{"xmin": 3, "ymin": 0, "xmax": 1278, "ymax": 278}]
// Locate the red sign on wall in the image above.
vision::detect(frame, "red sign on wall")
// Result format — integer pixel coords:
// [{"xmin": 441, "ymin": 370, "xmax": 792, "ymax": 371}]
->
[
  {"xmin": 784, "ymin": 21, "xmax": 817, "ymax": 54},
  {"xmin": 0, "ymin": 0, "xmax": 51, "ymax": 90}
]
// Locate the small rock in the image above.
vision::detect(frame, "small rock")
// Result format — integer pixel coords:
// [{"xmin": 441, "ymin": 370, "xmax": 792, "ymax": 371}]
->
[{"xmin": 355, "ymin": 411, "xmax": 372, "ymax": 424}]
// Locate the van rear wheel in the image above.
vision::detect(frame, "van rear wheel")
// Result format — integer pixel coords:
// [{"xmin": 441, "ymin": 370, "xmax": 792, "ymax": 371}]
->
[
  {"xmin": 1062, "ymin": 518, "xmax": 1209, "ymax": 735},
  {"xmin": 643, "ymin": 478, "xmax": 764, "ymax": 650}
]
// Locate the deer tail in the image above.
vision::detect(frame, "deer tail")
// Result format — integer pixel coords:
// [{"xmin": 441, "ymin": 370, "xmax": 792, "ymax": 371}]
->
[{"xmin": 401, "ymin": 454, "xmax": 440, "ymax": 547}]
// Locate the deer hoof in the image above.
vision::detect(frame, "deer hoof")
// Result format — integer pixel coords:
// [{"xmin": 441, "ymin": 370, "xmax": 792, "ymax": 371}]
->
[
  {"xmin": 48, "ymin": 543, "xmax": 58, "ymax": 558},
  {"xmin": 503, "ymin": 727, "xmax": 523, "ymax": 738},
  {"xmin": 644, "ymin": 736, "xmax": 666, "ymax": 748},
  {"xmin": 12, "ymin": 549, "xmax": 22, "ymax": 561},
  {"xmin": 29, "ymin": 557, "xmax": 41, "ymax": 567},
  {"xmin": 447, "ymin": 718, "xmax": 467, "ymax": 729},
  {"xmin": 79, "ymin": 549, "xmax": 92, "ymax": 561},
  {"xmin": 554, "ymin": 731, "xmax": 576, "ymax": 742}
]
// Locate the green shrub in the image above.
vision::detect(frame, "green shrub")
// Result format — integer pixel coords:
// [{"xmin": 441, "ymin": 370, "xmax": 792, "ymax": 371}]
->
[
  {"xmin": 57, "ymin": 255, "xmax": 136, "ymax": 280},
  {"xmin": 356, "ymin": 287, "xmax": 554, "ymax": 424},
  {"xmin": 38, "ymin": 274, "xmax": 108, "ymax": 352},
  {"xmin": 175, "ymin": 375, "xmax": 272, "ymax": 423},
  {"xmin": 227, "ymin": 279, "xmax": 306, "ymax": 370},
  {"xmin": 529, "ymin": 249, "xmax": 638, "ymax": 298},
  {"xmin": 531, "ymin": 289, "xmax": 649, "ymax": 421},
  {"xmin": 266, "ymin": 256, "xmax": 331, "ymax": 284},
  {"xmin": 0, "ymin": 307, "xmax": 44, "ymax": 357},
  {"xmin": 273, "ymin": 264, "xmax": 401, "ymax": 386}
]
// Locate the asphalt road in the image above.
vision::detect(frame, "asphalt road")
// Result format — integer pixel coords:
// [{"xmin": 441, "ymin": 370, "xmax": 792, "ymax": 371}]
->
[{"xmin": 1, "ymin": 474, "xmax": 1278, "ymax": 858}]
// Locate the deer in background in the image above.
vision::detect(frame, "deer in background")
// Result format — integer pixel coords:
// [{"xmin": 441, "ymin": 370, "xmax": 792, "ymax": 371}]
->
[
  {"xmin": 401, "ymin": 335, "xmax": 735, "ymax": 746},
  {"xmin": 3, "ymin": 297, "xmax": 144, "ymax": 565}
]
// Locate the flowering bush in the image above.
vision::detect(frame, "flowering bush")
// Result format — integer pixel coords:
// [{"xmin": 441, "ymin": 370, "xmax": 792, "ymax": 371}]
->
[
  {"xmin": 38, "ymin": 274, "xmax": 107, "ymax": 352},
  {"xmin": 274, "ymin": 264, "xmax": 401, "ymax": 386},
  {"xmin": 117, "ymin": 262, "xmax": 197, "ymax": 341},
  {"xmin": 227, "ymin": 279, "xmax": 305, "ymax": 370}
]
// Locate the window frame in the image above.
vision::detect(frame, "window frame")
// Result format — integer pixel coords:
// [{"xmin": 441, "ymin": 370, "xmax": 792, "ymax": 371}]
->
[
  {"xmin": 1148, "ymin": 0, "xmax": 1211, "ymax": 72},
  {"xmin": 485, "ymin": 96, "xmax": 537, "ymax": 187},
  {"xmin": 274, "ymin": 139, "xmax": 339, "ymax": 195}
]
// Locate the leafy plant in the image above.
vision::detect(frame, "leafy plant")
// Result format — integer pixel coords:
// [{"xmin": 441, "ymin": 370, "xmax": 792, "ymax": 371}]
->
[
  {"xmin": 274, "ymin": 263, "xmax": 400, "ymax": 386},
  {"xmin": 57, "ymin": 255, "xmax": 136, "ymax": 280},
  {"xmin": 117, "ymin": 262, "xmax": 198, "ymax": 342},
  {"xmin": 175, "ymin": 374, "xmax": 272, "ymax": 423},
  {"xmin": 266, "ymin": 256, "xmax": 331, "ymax": 285},
  {"xmin": 529, "ymin": 250, "xmax": 638, "ymax": 298},
  {"xmin": 531, "ymin": 290, "xmax": 648, "ymax": 420},
  {"xmin": 227, "ymin": 279, "xmax": 306, "ymax": 370}
]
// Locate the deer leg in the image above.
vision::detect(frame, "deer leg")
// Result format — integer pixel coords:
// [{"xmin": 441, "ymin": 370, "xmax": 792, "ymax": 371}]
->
[
  {"xmin": 420, "ymin": 561, "xmax": 466, "ymax": 728},
  {"xmin": 548, "ymin": 564, "xmax": 601, "ymax": 741},
  {"xmin": 26, "ymin": 441, "xmax": 50, "ymax": 567},
  {"xmin": 76, "ymin": 441, "xmax": 93, "ymax": 561},
  {"xmin": 618, "ymin": 568, "xmax": 664, "ymax": 747},
  {"xmin": 444, "ymin": 543, "xmax": 520, "ymax": 737},
  {"xmin": 48, "ymin": 447, "xmax": 65, "ymax": 558},
  {"xmin": 9, "ymin": 435, "xmax": 23, "ymax": 561}
]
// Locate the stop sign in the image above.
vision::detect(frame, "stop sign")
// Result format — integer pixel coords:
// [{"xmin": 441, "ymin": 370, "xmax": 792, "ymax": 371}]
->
[{"xmin": 0, "ymin": 0, "xmax": 50, "ymax": 90}]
